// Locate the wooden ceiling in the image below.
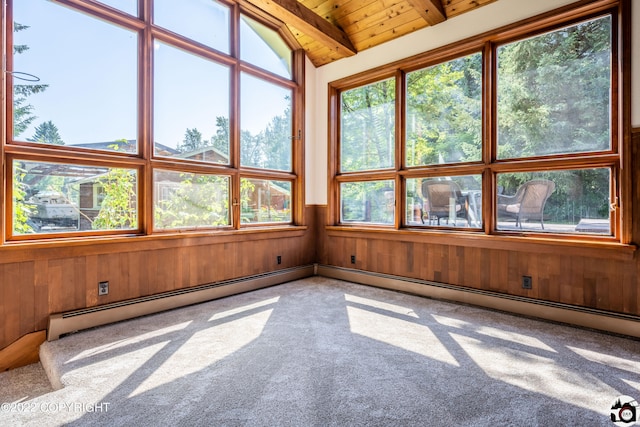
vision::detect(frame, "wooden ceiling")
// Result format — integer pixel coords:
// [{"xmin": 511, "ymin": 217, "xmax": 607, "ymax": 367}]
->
[{"xmin": 242, "ymin": 0, "xmax": 497, "ymax": 66}]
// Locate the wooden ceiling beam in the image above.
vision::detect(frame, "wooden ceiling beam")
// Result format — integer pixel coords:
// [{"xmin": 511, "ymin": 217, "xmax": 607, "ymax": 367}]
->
[
  {"xmin": 242, "ymin": 0, "xmax": 357, "ymax": 57},
  {"xmin": 405, "ymin": 0, "xmax": 447, "ymax": 26}
]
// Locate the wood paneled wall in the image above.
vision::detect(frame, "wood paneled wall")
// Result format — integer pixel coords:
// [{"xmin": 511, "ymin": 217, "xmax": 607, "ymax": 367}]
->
[
  {"xmin": 316, "ymin": 129, "xmax": 640, "ymax": 318},
  {"xmin": 0, "ymin": 208, "xmax": 317, "ymax": 351}
]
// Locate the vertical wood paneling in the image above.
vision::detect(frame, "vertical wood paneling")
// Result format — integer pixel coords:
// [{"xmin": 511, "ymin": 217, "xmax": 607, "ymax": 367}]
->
[
  {"xmin": 85, "ymin": 255, "xmax": 98, "ymax": 307},
  {"xmin": 2, "ymin": 264, "xmax": 21, "ymax": 345},
  {"xmin": 33, "ymin": 259, "xmax": 49, "ymax": 331},
  {"xmin": 18, "ymin": 262, "xmax": 35, "ymax": 334}
]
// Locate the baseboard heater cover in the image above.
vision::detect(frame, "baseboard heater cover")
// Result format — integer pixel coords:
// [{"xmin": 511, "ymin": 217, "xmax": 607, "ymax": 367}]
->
[
  {"xmin": 317, "ymin": 265, "xmax": 640, "ymax": 339},
  {"xmin": 48, "ymin": 265, "xmax": 314, "ymax": 341}
]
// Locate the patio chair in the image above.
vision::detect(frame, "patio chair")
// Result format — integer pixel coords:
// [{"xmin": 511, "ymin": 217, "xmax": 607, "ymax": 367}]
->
[
  {"xmin": 421, "ymin": 179, "xmax": 470, "ymax": 226},
  {"xmin": 497, "ymin": 179, "xmax": 556, "ymax": 229}
]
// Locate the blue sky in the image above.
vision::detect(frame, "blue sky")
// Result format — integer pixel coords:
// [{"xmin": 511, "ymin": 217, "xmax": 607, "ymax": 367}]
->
[{"xmin": 13, "ymin": 0, "xmax": 291, "ymax": 150}]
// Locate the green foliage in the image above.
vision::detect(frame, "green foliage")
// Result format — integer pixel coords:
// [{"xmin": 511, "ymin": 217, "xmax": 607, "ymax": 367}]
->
[
  {"xmin": 28, "ymin": 120, "xmax": 64, "ymax": 145},
  {"xmin": 497, "ymin": 17, "xmax": 611, "ymax": 158},
  {"xmin": 92, "ymin": 141, "xmax": 137, "ymax": 230},
  {"xmin": 340, "ymin": 79, "xmax": 395, "ymax": 172},
  {"xmin": 154, "ymin": 174, "xmax": 230, "ymax": 229},
  {"xmin": 211, "ymin": 116, "xmax": 229, "ymax": 156},
  {"xmin": 240, "ymin": 179, "xmax": 290, "ymax": 223},
  {"xmin": 240, "ymin": 96, "xmax": 292, "ymax": 171},
  {"xmin": 12, "ymin": 163, "xmax": 35, "ymax": 234},
  {"xmin": 177, "ymin": 128, "xmax": 205, "ymax": 153},
  {"xmin": 406, "ymin": 53, "xmax": 482, "ymax": 166},
  {"xmin": 91, "ymin": 168, "xmax": 137, "ymax": 230},
  {"xmin": 13, "ymin": 22, "xmax": 49, "ymax": 138}
]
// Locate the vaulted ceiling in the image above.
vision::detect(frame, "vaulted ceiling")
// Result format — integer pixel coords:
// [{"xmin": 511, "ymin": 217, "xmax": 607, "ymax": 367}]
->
[{"xmin": 242, "ymin": 0, "xmax": 497, "ymax": 66}]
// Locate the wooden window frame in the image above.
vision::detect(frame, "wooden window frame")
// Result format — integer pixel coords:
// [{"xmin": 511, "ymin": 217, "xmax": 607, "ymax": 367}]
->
[
  {"xmin": 1, "ymin": 0, "xmax": 305, "ymax": 243},
  {"xmin": 328, "ymin": 0, "xmax": 632, "ymax": 247}
]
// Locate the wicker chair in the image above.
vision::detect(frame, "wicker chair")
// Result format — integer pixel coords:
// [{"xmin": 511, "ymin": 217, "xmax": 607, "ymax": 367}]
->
[
  {"xmin": 497, "ymin": 179, "xmax": 556, "ymax": 229},
  {"xmin": 421, "ymin": 179, "xmax": 470, "ymax": 226}
]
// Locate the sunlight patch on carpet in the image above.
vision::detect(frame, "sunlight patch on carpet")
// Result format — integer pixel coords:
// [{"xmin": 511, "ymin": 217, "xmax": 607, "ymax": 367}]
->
[
  {"xmin": 208, "ymin": 296, "xmax": 280, "ymax": 321},
  {"xmin": 66, "ymin": 321, "xmax": 193, "ymax": 363},
  {"xmin": 128, "ymin": 308, "xmax": 274, "ymax": 398},
  {"xmin": 346, "ymin": 305, "xmax": 459, "ymax": 366},
  {"xmin": 451, "ymin": 332, "xmax": 618, "ymax": 411},
  {"xmin": 431, "ymin": 314, "xmax": 556, "ymax": 352},
  {"xmin": 344, "ymin": 293, "xmax": 419, "ymax": 318},
  {"xmin": 567, "ymin": 346, "xmax": 640, "ymax": 375}
]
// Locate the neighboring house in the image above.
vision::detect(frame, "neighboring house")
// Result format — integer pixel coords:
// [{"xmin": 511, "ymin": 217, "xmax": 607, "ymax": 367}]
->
[{"xmin": 23, "ymin": 141, "xmax": 290, "ymax": 230}]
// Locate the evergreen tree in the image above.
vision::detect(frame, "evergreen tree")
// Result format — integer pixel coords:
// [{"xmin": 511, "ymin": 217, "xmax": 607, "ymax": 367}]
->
[
  {"xmin": 13, "ymin": 22, "xmax": 48, "ymax": 138},
  {"xmin": 177, "ymin": 127, "xmax": 205, "ymax": 153},
  {"xmin": 28, "ymin": 120, "xmax": 64, "ymax": 145}
]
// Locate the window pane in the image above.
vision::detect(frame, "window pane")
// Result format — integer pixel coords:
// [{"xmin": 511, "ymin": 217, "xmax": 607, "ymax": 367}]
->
[
  {"xmin": 154, "ymin": 0, "xmax": 229, "ymax": 53},
  {"xmin": 240, "ymin": 15, "xmax": 292, "ymax": 78},
  {"xmin": 340, "ymin": 181, "xmax": 394, "ymax": 225},
  {"xmin": 406, "ymin": 53, "xmax": 482, "ymax": 166},
  {"xmin": 97, "ymin": 0, "xmax": 137, "ymax": 15},
  {"xmin": 13, "ymin": 160, "xmax": 138, "ymax": 235},
  {"xmin": 153, "ymin": 170, "xmax": 230, "ymax": 230},
  {"xmin": 407, "ymin": 176, "xmax": 482, "ymax": 228},
  {"xmin": 240, "ymin": 73, "xmax": 292, "ymax": 171},
  {"xmin": 154, "ymin": 42, "xmax": 230, "ymax": 163},
  {"xmin": 496, "ymin": 169, "xmax": 610, "ymax": 234},
  {"xmin": 240, "ymin": 179, "xmax": 291, "ymax": 224},
  {"xmin": 497, "ymin": 16, "xmax": 611, "ymax": 159},
  {"xmin": 341, "ymin": 79, "xmax": 395, "ymax": 172},
  {"xmin": 13, "ymin": 0, "xmax": 137, "ymax": 152}
]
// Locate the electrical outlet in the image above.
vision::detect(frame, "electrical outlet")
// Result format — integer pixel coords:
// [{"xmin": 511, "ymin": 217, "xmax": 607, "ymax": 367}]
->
[
  {"xmin": 277, "ymin": 255, "xmax": 282, "ymax": 265},
  {"xmin": 98, "ymin": 281, "xmax": 109, "ymax": 296},
  {"xmin": 522, "ymin": 276, "xmax": 532, "ymax": 290},
  {"xmin": 350, "ymin": 255, "xmax": 356, "ymax": 264}
]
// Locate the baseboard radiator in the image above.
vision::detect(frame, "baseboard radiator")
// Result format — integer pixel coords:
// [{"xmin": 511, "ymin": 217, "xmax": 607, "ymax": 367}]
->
[
  {"xmin": 48, "ymin": 265, "xmax": 315, "ymax": 341},
  {"xmin": 317, "ymin": 265, "xmax": 640, "ymax": 339}
]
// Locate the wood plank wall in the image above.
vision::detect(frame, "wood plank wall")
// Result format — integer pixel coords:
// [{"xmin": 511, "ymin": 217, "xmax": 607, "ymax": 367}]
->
[
  {"xmin": 316, "ymin": 129, "xmax": 640, "ymax": 318},
  {"xmin": 0, "ymin": 207, "xmax": 317, "ymax": 351}
]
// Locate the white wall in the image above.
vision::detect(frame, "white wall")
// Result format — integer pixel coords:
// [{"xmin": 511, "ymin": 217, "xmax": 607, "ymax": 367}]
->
[{"xmin": 305, "ymin": 0, "xmax": 640, "ymax": 205}]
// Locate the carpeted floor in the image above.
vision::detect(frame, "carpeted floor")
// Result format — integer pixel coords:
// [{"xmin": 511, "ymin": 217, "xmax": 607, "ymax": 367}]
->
[{"xmin": 1, "ymin": 276, "xmax": 639, "ymax": 426}]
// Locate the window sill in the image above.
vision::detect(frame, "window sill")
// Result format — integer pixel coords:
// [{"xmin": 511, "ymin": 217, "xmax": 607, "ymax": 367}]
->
[
  {"xmin": 0, "ymin": 226, "xmax": 308, "ymax": 263},
  {"xmin": 325, "ymin": 226, "xmax": 636, "ymax": 261}
]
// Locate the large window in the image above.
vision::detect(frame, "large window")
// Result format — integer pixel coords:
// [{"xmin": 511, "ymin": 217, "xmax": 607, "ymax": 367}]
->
[
  {"xmin": 331, "ymin": 6, "xmax": 622, "ymax": 241},
  {"xmin": 4, "ymin": 0, "xmax": 302, "ymax": 240}
]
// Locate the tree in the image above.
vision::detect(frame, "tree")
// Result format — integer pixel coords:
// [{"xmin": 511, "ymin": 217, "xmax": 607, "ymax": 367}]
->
[
  {"xmin": 405, "ymin": 54, "xmax": 482, "ymax": 166},
  {"xmin": 92, "ymin": 141, "xmax": 138, "ymax": 230},
  {"xmin": 91, "ymin": 168, "xmax": 137, "ymax": 230},
  {"xmin": 211, "ymin": 116, "xmax": 229, "ymax": 156},
  {"xmin": 496, "ymin": 16, "xmax": 612, "ymax": 224},
  {"xmin": 12, "ymin": 162, "xmax": 35, "ymax": 234},
  {"xmin": 13, "ymin": 22, "xmax": 48, "ymax": 138},
  {"xmin": 340, "ymin": 79, "xmax": 395, "ymax": 172},
  {"xmin": 154, "ymin": 174, "xmax": 230, "ymax": 229},
  {"xmin": 177, "ymin": 127, "xmax": 205, "ymax": 153},
  {"xmin": 28, "ymin": 120, "xmax": 64, "ymax": 145}
]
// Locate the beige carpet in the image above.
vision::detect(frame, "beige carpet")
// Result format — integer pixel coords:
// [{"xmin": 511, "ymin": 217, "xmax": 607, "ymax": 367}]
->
[{"xmin": 1, "ymin": 276, "xmax": 639, "ymax": 426}]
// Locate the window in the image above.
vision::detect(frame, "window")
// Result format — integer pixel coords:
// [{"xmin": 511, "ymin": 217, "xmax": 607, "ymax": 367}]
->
[
  {"xmin": 153, "ymin": 42, "xmax": 230, "ymax": 164},
  {"xmin": 331, "ymin": 7, "xmax": 622, "ymax": 240},
  {"xmin": 13, "ymin": 0, "xmax": 138, "ymax": 152},
  {"xmin": 12, "ymin": 160, "xmax": 138, "ymax": 235},
  {"xmin": 4, "ymin": 0, "xmax": 302, "ymax": 241},
  {"xmin": 240, "ymin": 179, "xmax": 291, "ymax": 224},
  {"xmin": 153, "ymin": 170, "xmax": 230, "ymax": 230},
  {"xmin": 240, "ymin": 73, "xmax": 292, "ymax": 171},
  {"xmin": 406, "ymin": 53, "xmax": 482, "ymax": 166}
]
